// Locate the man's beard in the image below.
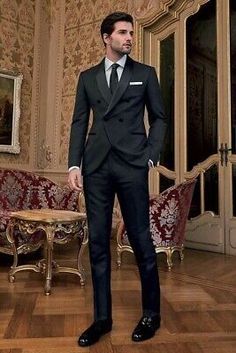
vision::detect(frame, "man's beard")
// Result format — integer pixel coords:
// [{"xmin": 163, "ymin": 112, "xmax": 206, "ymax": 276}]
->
[{"xmin": 115, "ymin": 46, "xmax": 132, "ymax": 55}]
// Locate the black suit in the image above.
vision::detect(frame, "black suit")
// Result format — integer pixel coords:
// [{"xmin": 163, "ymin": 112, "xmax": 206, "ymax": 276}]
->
[{"xmin": 69, "ymin": 56, "xmax": 167, "ymax": 321}]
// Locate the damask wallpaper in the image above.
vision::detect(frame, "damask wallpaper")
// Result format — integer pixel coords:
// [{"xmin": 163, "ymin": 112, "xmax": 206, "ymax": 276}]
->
[
  {"xmin": 0, "ymin": 0, "xmax": 35, "ymax": 165},
  {"xmin": 59, "ymin": 0, "xmax": 130, "ymax": 165}
]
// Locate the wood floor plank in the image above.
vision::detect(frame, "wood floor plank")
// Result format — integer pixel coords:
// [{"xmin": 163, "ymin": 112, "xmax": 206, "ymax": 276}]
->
[
  {"xmin": 0, "ymin": 349, "xmax": 22, "ymax": 353},
  {"xmin": 4, "ymin": 294, "xmax": 37, "ymax": 339},
  {"xmin": 1, "ymin": 243, "xmax": 236, "ymax": 353}
]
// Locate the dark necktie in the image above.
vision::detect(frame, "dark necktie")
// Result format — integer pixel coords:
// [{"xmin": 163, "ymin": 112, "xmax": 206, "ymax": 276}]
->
[{"xmin": 110, "ymin": 63, "xmax": 119, "ymax": 95}]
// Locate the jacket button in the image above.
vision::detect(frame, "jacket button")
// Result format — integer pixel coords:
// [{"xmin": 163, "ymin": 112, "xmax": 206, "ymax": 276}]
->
[
  {"xmin": 104, "ymin": 117, "xmax": 108, "ymax": 121},
  {"xmin": 119, "ymin": 118, "xmax": 124, "ymax": 122},
  {"xmin": 97, "ymin": 100, "xmax": 101, "ymax": 103}
]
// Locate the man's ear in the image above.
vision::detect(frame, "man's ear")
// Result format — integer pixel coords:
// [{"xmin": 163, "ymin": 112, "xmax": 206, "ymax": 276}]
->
[{"xmin": 103, "ymin": 33, "xmax": 110, "ymax": 45}]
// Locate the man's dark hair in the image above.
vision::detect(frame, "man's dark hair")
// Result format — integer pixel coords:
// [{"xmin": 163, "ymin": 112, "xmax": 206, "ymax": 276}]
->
[{"xmin": 100, "ymin": 12, "xmax": 133, "ymax": 43}]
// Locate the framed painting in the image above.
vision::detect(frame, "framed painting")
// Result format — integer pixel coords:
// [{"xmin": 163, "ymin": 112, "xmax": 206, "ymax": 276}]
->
[{"xmin": 0, "ymin": 71, "xmax": 23, "ymax": 153}]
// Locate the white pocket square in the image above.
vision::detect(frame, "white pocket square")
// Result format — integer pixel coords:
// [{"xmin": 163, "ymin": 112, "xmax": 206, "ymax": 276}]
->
[{"xmin": 129, "ymin": 81, "xmax": 143, "ymax": 85}]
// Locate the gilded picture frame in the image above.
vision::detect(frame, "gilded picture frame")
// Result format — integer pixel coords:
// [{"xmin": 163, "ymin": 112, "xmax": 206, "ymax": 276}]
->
[{"xmin": 0, "ymin": 70, "xmax": 23, "ymax": 154}]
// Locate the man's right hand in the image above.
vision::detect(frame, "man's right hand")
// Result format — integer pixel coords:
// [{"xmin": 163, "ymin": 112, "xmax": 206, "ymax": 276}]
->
[{"xmin": 68, "ymin": 168, "xmax": 83, "ymax": 191}]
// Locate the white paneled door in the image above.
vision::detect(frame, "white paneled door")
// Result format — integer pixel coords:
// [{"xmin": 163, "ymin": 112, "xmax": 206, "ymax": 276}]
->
[{"xmin": 139, "ymin": 0, "xmax": 236, "ymax": 255}]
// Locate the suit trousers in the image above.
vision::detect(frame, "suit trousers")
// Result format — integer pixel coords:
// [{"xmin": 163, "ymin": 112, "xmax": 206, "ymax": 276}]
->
[{"xmin": 83, "ymin": 150, "xmax": 160, "ymax": 321}]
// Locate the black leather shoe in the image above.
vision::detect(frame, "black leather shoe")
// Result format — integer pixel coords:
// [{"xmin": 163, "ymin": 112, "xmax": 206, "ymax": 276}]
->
[
  {"xmin": 78, "ymin": 319, "xmax": 112, "ymax": 347},
  {"xmin": 132, "ymin": 315, "xmax": 161, "ymax": 342}
]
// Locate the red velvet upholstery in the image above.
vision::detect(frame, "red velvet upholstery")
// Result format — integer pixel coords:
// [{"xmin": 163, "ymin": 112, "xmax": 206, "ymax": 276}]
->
[
  {"xmin": 116, "ymin": 179, "xmax": 196, "ymax": 270},
  {"xmin": 0, "ymin": 168, "xmax": 82, "ymax": 255}
]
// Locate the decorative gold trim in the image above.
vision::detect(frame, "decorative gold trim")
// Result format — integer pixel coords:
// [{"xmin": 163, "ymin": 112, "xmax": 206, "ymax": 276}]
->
[
  {"xmin": 117, "ymin": 241, "xmax": 184, "ymax": 271},
  {"xmin": 155, "ymin": 245, "xmax": 184, "ymax": 270},
  {"xmin": 77, "ymin": 219, "xmax": 89, "ymax": 285}
]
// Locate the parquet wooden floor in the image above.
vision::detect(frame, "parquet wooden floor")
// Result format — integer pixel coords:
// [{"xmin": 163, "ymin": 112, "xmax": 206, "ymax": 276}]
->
[{"xmin": 0, "ymin": 240, "xmax": 236, "ymax": 353}]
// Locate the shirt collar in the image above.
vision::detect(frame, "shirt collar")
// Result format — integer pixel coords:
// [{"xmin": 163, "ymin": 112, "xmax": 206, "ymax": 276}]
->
[{"xmin": 105, "ymin": 55, "xmax": 127, "ymax": 71}]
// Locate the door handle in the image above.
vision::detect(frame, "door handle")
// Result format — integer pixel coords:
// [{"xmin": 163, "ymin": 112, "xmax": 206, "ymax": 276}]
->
[
  {"xmin": 224, "ymin": 143, "xmax": 232, "ymax": 166},
  {"xmin": 218, "ymin": 143, "xmax": 232, "ymax": 166},
  {"xmin": 219, "ymin": 143, "xmax": 225, "ymax": 166}
]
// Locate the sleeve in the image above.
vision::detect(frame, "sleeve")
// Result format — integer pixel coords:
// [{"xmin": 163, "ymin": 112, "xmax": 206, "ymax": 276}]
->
[
  {"xmin": 68, "ymin": 73, "xmax": 90, "ymax": 168},
  {"xmin": 145, "ymin": 67, "xmax": 168, "ymax": 165}
]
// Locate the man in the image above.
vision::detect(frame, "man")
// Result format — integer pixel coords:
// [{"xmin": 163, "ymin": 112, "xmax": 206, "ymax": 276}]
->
[{"xmin": 68, "ymin": 12, "xmax": 167, "ymax": 347}]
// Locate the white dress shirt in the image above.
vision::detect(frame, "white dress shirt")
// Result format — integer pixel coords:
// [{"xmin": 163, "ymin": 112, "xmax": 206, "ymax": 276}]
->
[{"xmin": 104, "ymin": 55, "xmax": 127, "ymax": 86}]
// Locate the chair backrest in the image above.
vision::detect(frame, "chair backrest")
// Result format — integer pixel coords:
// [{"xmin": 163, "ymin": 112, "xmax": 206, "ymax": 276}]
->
[
  {"xmin": 150, "ymin": 179, "xmax": 196, "ymax": 248},
  {"xmin": 0, "ymin": 168, "xmax": 79, "ymax": 211}
]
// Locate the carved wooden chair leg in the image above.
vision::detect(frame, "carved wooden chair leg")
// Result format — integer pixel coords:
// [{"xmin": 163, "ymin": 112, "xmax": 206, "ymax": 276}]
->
[
  {"xmin": 179, "ymin": 248, "xmax": 184, "ymax": 261},
  {"xmin": 8, "ymin": 243, "xmax": 18, "ymax": 283},
  {"xmin": 166, "ymin": 249, "xmax": 173, "ymax": 271}
]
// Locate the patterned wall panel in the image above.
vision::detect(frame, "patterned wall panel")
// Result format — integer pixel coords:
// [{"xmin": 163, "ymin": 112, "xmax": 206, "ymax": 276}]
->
[{"xmin": 0, "ymin": 0, "xmax": 35, "ymax": 165}]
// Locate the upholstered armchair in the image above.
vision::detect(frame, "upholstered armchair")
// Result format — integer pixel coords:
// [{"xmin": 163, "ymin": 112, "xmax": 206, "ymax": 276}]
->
[
  {"xmin": 116, "ymin": 179, "xmax": 196, "ymax": 270},
  {"xmin": 0, "ymin": 168, "xmax": 85, "ymax": 256}
]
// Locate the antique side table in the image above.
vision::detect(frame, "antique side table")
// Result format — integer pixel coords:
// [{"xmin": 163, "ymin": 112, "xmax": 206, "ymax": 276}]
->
[{"xmin": 6, "ymin": 209, "xmax": 88, "ymax": 295}]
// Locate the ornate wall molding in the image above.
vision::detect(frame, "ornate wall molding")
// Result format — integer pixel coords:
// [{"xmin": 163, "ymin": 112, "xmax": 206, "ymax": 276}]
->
[
  {"xmin": 31, "ymin": 0, "xmax": 65, "ymax": 172},
  {"xmin": 130, "ymin": 0, "xmax": 160, "ymax": 18},
  {"xmin": 37, "ymin": 139, "xmax": 52, "ymax": 169},
  {"xmin": 129, "ymin": 0, "xmax": 177, "ymax": 20},
  {"xmin": 30, "ymin": 0, "xmax": 46, "ymax": 170},
  {"xmin": 42, "ymin": 0, "xmax": 60, "ymax": 31},
  {"xmin": 48, "ymin": 0, "xmax": 66, "ymax": 168},
  {"xmin": 135, "ymin": 0, "xmax": 209, "ymax": 30},
  {"xmin": 134, "ymin": 0, "xmax": 209, "ymax": 61}
]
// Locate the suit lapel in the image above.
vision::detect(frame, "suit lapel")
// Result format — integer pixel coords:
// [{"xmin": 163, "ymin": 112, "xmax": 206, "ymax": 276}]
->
[
  {"xmin": 96, "ymin": 56, "xmax": 134, "ymax": 116},
  {"xmin": 96, "ymin": 59, "xmax": 111, "ymax": 104},
  {"xmin": 105, "ymin": 56, "xmax": 134, "ymax": 117}
]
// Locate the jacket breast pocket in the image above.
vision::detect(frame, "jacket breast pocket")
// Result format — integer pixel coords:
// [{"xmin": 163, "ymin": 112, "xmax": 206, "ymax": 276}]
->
[{"xmin": 126, "ymin": 86, "xmax": 145, "ymax": 97}]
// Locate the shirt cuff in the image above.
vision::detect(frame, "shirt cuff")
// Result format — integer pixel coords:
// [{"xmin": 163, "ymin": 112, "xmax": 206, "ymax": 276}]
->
[
  {"xmin": 68, "ymin": 166, "xmax": 80, "ymax": 172},
  {"xmin": 148, "ymin": 159, "xmax": 154, "ymax": 168},
  {"xmin": 148, "ymin": 159, "xmax": 160, "ymax": 168}
]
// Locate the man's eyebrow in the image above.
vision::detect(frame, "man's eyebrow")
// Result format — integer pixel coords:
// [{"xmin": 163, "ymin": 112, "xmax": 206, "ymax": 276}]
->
[{"xmin": 117, "ymin": 29, "xmax": 134, "ymax": 34}]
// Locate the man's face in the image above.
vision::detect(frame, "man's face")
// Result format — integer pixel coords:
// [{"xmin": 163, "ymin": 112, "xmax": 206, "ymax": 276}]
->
[{"xmin": 104, "ymin": 21, "xmax": 133, "ymax": 58}]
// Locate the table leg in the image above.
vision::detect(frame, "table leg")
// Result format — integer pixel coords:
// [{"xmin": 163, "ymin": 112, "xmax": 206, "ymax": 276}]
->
[
  {"xmin": 44, "ymin": 242, "xmax": 53, "ymax": 296},
  {"xmin": 77, "ymin": 223, "xmax": 88, "ymax": 285},
  {"xmin": 6, "ymin": 221, "xmax": 18, "ymax": 283}
]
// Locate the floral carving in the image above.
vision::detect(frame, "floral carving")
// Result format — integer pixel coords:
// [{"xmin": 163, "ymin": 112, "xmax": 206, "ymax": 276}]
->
[
  {"xmin": 128, "ymin": 0, "xmax": 163, "ymax": 18},
  {"xmin": 42, "ymin": 0, "xmax": 60, "ymax": 30},
  {"xmin": 38, "ymin": 140, "xmax": 52, "ymax": 169}
]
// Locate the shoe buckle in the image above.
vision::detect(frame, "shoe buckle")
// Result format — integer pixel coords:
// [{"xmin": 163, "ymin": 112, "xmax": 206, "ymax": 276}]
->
[{"xmin": 141, "ymin": 317, "xmax": 152, "ymax": 326}]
